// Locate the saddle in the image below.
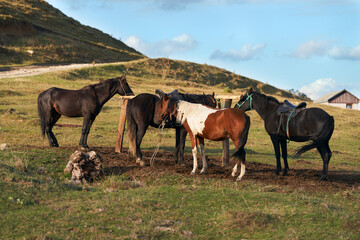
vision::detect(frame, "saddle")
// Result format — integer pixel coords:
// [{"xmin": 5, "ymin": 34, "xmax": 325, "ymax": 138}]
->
[
  {"xmin": 276, "ymin": 100, "xmax": 307, "ymax": 139},
  {"xmin": 277, "ymin": 100, "xmax": 307, "ymax": 115}
]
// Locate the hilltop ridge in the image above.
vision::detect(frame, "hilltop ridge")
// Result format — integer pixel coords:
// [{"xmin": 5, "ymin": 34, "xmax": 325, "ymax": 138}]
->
[{"xmin": 0, "ymin": 0, "xmax": 146, "ymax": 66}]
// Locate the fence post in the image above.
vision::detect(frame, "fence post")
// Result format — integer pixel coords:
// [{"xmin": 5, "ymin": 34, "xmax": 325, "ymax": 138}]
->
[
  {"xmin": 222, "ymin": 99, "xmax": 232, "ymax": 167},
  {"xmin": 115, "ymin": 99, "xmax": 128, "ymax": 153}
]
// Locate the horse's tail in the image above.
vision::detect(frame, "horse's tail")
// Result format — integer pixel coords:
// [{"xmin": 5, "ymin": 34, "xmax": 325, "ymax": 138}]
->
[
  {"xmin": 295, "ymin": 116, "xmax": 334, "ymax": 157},
  {"xmin": 232, "ymin": 114, "xmax": 251, "ymax": 160},
  {"xmin": 126, "ymin": 100, "xmax": 137, "ymax": 156},
  {"xmin": 37, "ymin": 94, "xmax": 46, "ymax": 138}
]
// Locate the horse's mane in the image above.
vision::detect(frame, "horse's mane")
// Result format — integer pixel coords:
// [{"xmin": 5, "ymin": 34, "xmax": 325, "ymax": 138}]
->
[
  {"xmin": 180, "ymin": 92, "xmax": 215, "ymax": 106},
  {"xmin": 89, "ymin": 77, "xmax": 119, "ymax": 89},
  {"xmin": 256, "ymin": 92, "xmax": 280, "ymax": 104}
]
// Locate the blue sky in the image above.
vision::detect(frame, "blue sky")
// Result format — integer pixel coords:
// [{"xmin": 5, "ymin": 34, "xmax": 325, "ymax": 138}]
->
[{"xmin": 46, "ymin": 0, "xmax": 360, "ymax": 100}]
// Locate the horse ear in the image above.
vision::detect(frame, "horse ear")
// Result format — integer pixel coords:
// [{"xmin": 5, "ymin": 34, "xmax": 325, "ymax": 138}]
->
[
  {"xmin": 119, "ymin": 74, "xmax": 126, "ymax": 83},
  {"xmin": 155, "ymin": 89, "xmax": 165, "ymax": 98},
  {"xmin": 212, "ymin": 92, "xmax": 215, "ymax": 97},
  {"xmin": 248, "ymin": 87, "xmax": 254, "ymax": 93}
]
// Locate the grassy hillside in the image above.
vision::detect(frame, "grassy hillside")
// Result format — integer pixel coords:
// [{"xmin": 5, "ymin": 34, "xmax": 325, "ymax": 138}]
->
[
  {"xmin": 123, "ymin": 58, "xmax": 306, "ymax": 100},
  {"xmin": 0, "ymin": 0, "xmax": 146, "ymax": 67},
  {"xmin": 0, "ymin": 64, "xmax": 359, "ymax": 239}
]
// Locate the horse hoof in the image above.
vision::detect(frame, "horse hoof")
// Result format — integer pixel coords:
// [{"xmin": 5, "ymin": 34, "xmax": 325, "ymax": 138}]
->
[
  {"xmin": 136, "ymin": 159, "xmax": 146, "ymax": 167},
  {"xmin": 320, "ymin": 176, "xmax": 329, "ymax": 181},
  {"xmin": 190, "ymin": 171, "xmax": 196, "ymax": 175},
  {"xmin": 200, "ymin": 171, "xmax": 206, "ymax": 175},
  {"xmin": 79, "ymin": 146, "xmax": 90, "ymax": 152}
]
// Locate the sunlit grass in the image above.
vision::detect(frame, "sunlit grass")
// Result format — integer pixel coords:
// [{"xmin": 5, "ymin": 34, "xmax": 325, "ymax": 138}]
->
[{"xmin": 0, "ymin": 63, "xmax": 360, "ymax": 239}]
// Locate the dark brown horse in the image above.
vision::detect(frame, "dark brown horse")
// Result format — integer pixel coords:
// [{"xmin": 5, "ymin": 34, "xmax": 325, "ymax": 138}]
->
[
  {"xmin": 37, "ymin": 74, "xmax": 134, "ymax": 149},
  {"xmin": 235, "ymin": 88, "xmax": 334, "ymax": 180},
  {"xmin": 159, "ymin": 95, "xmax": 250, "ymax": 181},
  {"xmin": 126, "ymin": 89, "xmax": 216, "ymax": 166}
]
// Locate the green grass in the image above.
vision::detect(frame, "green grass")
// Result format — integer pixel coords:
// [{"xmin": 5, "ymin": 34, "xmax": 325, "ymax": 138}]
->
[
  {"xmin": 1, "ymin": 64, "xmax": 360, "ymax": 239},
  {"xmin": 1, "ymin": 148, "xmax": 359, "ymax": 239}
]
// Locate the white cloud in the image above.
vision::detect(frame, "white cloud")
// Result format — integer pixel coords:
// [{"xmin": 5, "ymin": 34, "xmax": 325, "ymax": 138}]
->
[
  {"xmin": 292, "ymin": 41, "xmax": 360, "ymax": 61},
  {"xmin": 210, "ymin": 43, "xmax": 266, "ymax": 61},
  {"xmin": 125, "ymin": 34, "xmax": 197, "ymax": 57},
  {"xmin": 328, "ymin": 45, "xmax": 360, "ymax": 60},
  {"xmin": 299, "ymin": 78, "xmax": 337, "ymax": 100},
  {"xmin": 292, "ymin": 40, "xmax": 329, "ymax": 59}
]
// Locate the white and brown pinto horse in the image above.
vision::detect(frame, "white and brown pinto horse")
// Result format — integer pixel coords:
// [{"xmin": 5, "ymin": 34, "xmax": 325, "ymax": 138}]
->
[{"xmin": 159, "ymin": 95, "xmax": 251, "ymax": 181}]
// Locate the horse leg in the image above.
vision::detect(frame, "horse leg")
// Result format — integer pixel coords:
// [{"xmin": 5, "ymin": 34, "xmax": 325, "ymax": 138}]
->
[
  {"xmin": 50, "ymin": 111, "xmax": 61, "ymax": 147},
  {"xmin": 317, "ymin": 142, "xmax": 332, "ymax": 181},
  {"xmin": 231, "ymin": 138, "xmax": 246, "ymax": 181},
  {"xmin": 46, "ymin": 110, "xmax": 61, "ymax": 147},
  {"xmin": 280, "ymin": 139, "xmax": 289, "ymax": 176},
  {"xmin": 236, "ymin": 150, "xmax": 246, "ymax": 181},
  {"xmin": 198, "ymin": 137, "xmax": 208, "ymax": 174},
  {"xmin": 175, "ymin": 127, "xmax": 187, "ymax": 165},
  {"xmin": 79, "ymin": 116, "xmax": 95, "ymax": 150},
  {"xmin": 189, "ymin": 134, "xmax": 198, "ymax": 175},
  {"xmin": 231, "ymin": 139, "xmax": 239, "ymax": 177},
  {"xmin": 270, "ymin": 135, "xmax": 282, "ymax": 175},
  {"xmin": 135, "ymin": 125, "xmax": 148, "ymax": 167}
]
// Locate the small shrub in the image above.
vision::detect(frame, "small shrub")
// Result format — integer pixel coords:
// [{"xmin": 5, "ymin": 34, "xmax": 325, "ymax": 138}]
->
[
  {"xmin": 14, "ymin": 157, "xmax": 28, "ymax": 172},
  {"xmin": 224, "ymin": 87, "xmax": 232, "ymax": 93}
]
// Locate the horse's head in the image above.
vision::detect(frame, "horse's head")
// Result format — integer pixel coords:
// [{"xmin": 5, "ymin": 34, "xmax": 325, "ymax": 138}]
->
[
  {"xmin": 235, "ymin": 87, "xmax": 255, "ymax": 111},
  {"xmin": 159, "ymin": 94, "xmax": 178, "ymax": 121},
  {"xmin": 206, "ymin": 92, "xmax": 217, "ymax": 108},
  {"xmin": 117, "ymin": 74, "xmax": 134, "ymax": 96}
]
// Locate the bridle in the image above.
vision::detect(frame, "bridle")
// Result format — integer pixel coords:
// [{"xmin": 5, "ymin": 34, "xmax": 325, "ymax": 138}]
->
[
  {"xmin": 118, "ymin": 77, "xmax": 133, "ymax": 96},
  {"xmin": 213, "ymin": 95, "xmax": 220, "ymax": 108},
  {"xmin": 235, "ymin": 93, "xmax": 254, "ymax": 110}
]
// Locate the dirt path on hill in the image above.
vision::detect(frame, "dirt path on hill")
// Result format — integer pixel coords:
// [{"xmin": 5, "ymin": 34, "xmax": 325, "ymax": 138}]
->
[{"xmin": 0, "ymin": 62, "xmax": 126, "ymax": 79}]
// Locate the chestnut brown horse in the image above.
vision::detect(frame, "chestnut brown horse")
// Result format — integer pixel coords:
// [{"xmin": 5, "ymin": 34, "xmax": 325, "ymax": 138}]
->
[
  {"xmin": 37, "ymin": 74, "xmax": 134, "ymax": 149},
  {"xmin": 159, "ymin": 95, "xmax": 251, "ymax": 181},
  {"xmin": 126, "ymin": 89, "xmax": 216, "ymax": 166}
]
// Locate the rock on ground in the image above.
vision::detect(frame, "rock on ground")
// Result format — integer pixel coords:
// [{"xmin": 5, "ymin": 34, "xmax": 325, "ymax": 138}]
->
[{"xmin": 64, "ymin": 150, "xmax": 103, "ymax": 184}]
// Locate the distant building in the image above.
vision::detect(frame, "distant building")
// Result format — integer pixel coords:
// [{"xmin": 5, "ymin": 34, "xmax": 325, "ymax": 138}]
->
[{"xmin": 315, "ymin": 89, "xmax": 359, "ymax": 110}]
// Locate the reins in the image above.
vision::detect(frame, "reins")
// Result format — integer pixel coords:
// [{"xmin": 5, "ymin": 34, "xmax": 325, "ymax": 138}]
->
[{"xmin": 149, "ymin": 120, "xmax": 166, "ymax": 167}]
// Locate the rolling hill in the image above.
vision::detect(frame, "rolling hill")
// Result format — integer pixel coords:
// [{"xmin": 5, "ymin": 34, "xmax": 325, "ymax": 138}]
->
[
  {"xmin": 123, "ymin": 58, "xmax": 306, "ymax": 99},
  {"xmin": 0, "ymin": 0, "xmax": 308, "ymax": 100},
  {"xmin": 0, "ymin": 0, "xmax": 146, "ymax": 66}
]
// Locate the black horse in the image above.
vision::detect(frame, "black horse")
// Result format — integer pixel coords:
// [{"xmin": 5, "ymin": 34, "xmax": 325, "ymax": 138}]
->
[
  {"xmin": 126, "ymin": 89, "xmax": 216, "ymax": 166},
  {"xmin": 235, "ymin": 88, "xmax": 334, "ymax": 180},
  {"xmin": 37, "ymin": 74, "xmax": 134, "ymax": 149}
]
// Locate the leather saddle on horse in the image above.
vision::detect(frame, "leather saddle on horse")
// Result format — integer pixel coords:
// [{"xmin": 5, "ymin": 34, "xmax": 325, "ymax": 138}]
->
[
  {"xmin": 277, "ymin": 100, "xmax": 307, "ymax": 115},
  {"xmin": 276, "ymin": 100, "xmax": 307, "ymax": 139}
]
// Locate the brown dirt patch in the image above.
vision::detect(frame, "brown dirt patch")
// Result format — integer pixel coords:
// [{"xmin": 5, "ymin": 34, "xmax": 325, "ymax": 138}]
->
[
  {"xmin": 92, "ymin": 147, "xmax": 360, "ymax": 193},
  {"xmin": 16, "ymin": 145, "xmax": 360, "ymax": 193}
]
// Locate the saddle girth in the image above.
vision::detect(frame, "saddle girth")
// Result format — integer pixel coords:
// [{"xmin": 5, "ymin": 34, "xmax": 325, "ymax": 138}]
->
[{"xmin": 276, "ymin": 100, "xmax": 307, "ymax": 140}]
